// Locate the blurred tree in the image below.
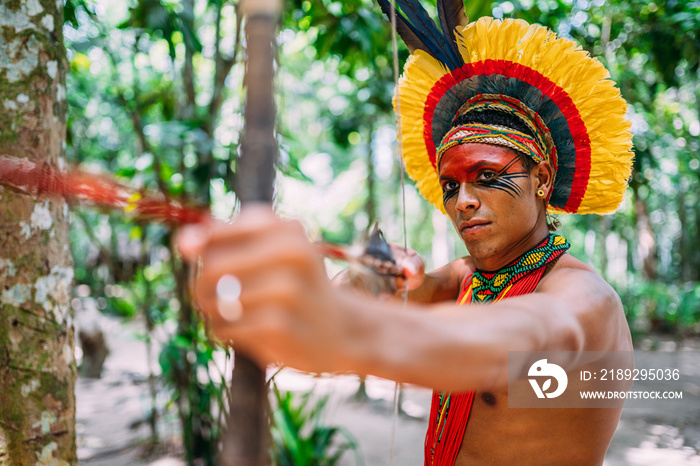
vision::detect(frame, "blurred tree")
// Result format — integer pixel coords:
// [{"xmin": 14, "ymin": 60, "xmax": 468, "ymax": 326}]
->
[
  {"xmin": 0, "ymin": 0, "xmax": 76, "ymax": 463},
  {"xmin": 65, "ymin": 0, "xmax": 246, "ymax": 461}
]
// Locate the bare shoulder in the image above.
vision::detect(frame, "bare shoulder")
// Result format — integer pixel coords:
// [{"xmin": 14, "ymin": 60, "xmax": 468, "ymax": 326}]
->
[
  {"xmin": 538, "ymin": 252, "xmax": 617, "ymax": 303},
  {"xmin": 540, "ymin": 252, "xmax": 609, "ymax": 289},
  {"xmin": 537, "ymin": 253, "xmax": 631, "ymax": 351},
  {"xmin": 452, "ymin": 255, "xmax": 476, "ymax": 279},
  {"xmin": 419, "ymin": 256, "xmax": 475, "ymax": 303},
  {"xmin": 427, "ymin": 255, "xmax": 475, "ymax": 285}
]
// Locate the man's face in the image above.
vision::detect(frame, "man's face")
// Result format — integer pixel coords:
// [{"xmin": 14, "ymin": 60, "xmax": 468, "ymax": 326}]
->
[{"xmin": 438, "ymin": 143, "xmax": 543, "ymax": 270}]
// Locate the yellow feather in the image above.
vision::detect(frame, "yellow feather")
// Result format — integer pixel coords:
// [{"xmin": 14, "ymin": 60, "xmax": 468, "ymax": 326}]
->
[{"xmin": 395, "ymin": 17, "xmax": 633, "ymax": 215}]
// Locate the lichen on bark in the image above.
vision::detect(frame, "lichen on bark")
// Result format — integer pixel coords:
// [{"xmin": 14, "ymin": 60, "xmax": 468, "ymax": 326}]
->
[
  {"xmin": 0, "ymin": 426, "xmax": 9, "ymax": 463},
  {"xmin": 0, "ymin": 0, "xmax": 76, "ymax": 464}
]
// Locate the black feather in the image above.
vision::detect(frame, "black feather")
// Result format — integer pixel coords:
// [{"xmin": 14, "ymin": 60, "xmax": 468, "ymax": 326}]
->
[
  {"xmin": 364, "ymin": 224, "xmax": 396, "ymax": 264},
  {"xmin": 437, "ymin": 0, "xmax": 468, "ymax": 65},
  {"xmin": 377, "ymin": 0, "xmax": 463, "ymax": 69},
  {"xmin": 377, "ymin": 0, "xmax": 431, "ymax": 54},
  {"xmin": 345, "ymin": 224, "xmax": 400, "ymax": 296},
  {"xmin": 394, "ymin": 0, "xmax": 462, "ymax": 67}
]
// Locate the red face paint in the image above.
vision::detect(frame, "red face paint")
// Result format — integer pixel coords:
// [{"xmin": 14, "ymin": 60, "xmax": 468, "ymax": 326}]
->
[
  {"xmin": 437, "ymin": 143, "xmax": 545, "ymax": 271},
  {"xmin": 439, "ymin": 144, "xmax": 530, "ymax": 204}
]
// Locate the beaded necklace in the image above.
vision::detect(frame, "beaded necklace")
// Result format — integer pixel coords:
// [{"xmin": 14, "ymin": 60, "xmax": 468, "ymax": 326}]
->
[{"xmin": 426, "ymin": 233, "xmax": 570, "ymax": 466}]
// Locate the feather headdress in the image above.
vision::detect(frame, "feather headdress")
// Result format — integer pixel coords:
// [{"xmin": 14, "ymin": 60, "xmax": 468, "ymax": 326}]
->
[{"xmin": 378, "ymin": 0, "xmax": 633, "ymax": 215}]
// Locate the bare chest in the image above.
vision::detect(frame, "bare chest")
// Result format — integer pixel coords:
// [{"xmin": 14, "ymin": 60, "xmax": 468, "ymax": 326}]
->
[{"xmin": 454, "ymin": 388, "xmax": 619, "ymax": 466}]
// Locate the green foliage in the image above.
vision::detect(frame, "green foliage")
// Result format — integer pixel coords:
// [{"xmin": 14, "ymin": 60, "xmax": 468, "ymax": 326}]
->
[
  {"xmin": 120, "ymin": 0, "xmax": 203, "ymax": 57},
  {"xmin": 270, "ymin": 383, "xmax": 363, "ymax": 466},
  {"xmin": 622, "ymin": 279, "xmax": 700, "ymax": 336},
  {"xmin": 159, "ymin": 320, "xmax": 229, "ymax": 465},
  {"xmin": 286, "ymin": 0, "xmax": 397, "ymax": 74}
]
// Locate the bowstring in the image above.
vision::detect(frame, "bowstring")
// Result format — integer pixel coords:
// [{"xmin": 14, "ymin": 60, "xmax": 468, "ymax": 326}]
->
[{"xmin": 388, "ymin": 1, "xmax": 408, "ymax": 464}]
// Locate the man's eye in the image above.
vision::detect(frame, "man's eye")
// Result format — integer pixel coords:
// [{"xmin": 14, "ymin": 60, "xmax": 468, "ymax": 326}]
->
[
  {"xmin": 477, "ymin": 171, "xmax": 497, "ymax": 182},
  {"xmin": 442, "ymin": 181, "xmax": 458, "ymax": 192}
]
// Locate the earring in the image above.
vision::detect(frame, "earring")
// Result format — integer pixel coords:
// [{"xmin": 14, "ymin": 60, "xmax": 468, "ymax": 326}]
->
[{"xmin": 537, "ymin": 189, "xmax": 545, "ymax": 198}]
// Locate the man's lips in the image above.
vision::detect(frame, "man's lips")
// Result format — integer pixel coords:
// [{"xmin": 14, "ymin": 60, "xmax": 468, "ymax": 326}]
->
[{"xmin": 459, "ymin": 219, "xmax": 491, "ymax": 233}]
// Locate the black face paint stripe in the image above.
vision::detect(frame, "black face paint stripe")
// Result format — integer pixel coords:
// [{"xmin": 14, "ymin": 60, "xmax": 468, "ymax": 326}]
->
[
  {"xmin": 443, "ymin": 185, "xmax": 459, "ymax": 205},
  {"xmin": 475, "ymin": 156, "xmax": 529, "ymax": 198},
  {"xmin": 478, "ymin": 172, "xmax": 529, "ymax": 197},
  {"xmin": 500, "ymin": 156, "xmax": 522, "ymax": 172}
]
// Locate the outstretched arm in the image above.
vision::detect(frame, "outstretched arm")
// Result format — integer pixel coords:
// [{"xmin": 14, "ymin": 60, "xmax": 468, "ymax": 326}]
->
[
  {"xmin": 358, "ymin": 260, "xmax": 631, "ymax": 391},
  {"xmin": 177, "ymin": 206, "xmax": 631, "ymax": 392}
]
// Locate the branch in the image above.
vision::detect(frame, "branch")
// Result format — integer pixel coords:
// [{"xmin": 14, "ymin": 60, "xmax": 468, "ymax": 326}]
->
[
  {"xmin": 207, "ymin": 0, "xmax": 243, "ymax": 133},
  {"xmin": 74, "ymin": 209, "xmax": 114, "ymax": 269},
  {"xmin": 100, "ymin": 35, "xmax": 170, "ymax": 197},
  {"xmin": 182, "ymin": 0, "xmax": 197, "ymax": 114}
]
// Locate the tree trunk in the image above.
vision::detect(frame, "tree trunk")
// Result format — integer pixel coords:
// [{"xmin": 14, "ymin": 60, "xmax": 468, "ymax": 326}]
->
[
  {"xmin": 598, "ymin": 215, "xmax": 611, "ymax": 279},
  {"xmin": 631, "ymin": 184, "xmax": 658, "ymax": 280},
  {"xmin": 693, "ymin": 192, "xmax": 700, "ymax": 282},
  {"xmin": 677, "ymin": 187, "xmax": 691, "ymax": 282},
  {"xmin": 0, "ymin": 1, "xmax": 76, "ymax": 464}
]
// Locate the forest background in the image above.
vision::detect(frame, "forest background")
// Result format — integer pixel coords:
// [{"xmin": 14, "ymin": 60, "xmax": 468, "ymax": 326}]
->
[{"xmin": 1, "ymin": 0, "xmax": 699, "ymax": 464}]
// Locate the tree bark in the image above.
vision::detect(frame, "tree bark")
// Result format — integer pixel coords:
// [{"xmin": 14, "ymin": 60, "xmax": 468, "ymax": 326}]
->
[
  {"xmin": 0, "ymin": 1, "xmax": 76, "ymax": 464},
  {"xmin": 677, "ymin": 188, "xmax": 691, "ymax": 282},
  {"xmin": 631, "ymin": 184, "xmax": 657, "ymax": 280},
  {"xmin": 598, "ymin": 215, "xmax": 611, "ymax": 279}
]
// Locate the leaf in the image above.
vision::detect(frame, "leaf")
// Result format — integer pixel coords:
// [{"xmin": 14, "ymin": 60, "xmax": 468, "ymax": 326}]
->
[
  {"xmin": 270, "ymin": 382, "xmax": 362, "ymax": 465},
  {"xmin": 463, "ymin": 0, "xmax": 492, "ymax": 21},
  {"xmin": 542, "ymin": 379, "xmax": 552, "ymax": 392}
]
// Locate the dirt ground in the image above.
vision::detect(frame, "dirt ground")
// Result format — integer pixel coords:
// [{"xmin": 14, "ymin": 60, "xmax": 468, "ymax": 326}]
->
[{"xmin": 77, "ymin": 316, "xmax": 700, "ymax": 465}]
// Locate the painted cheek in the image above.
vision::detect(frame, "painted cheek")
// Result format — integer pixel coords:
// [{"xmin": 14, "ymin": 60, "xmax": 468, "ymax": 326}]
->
[
  {"xmin": 442, "ymin": 186, "xmax": 464, "ymax": 223},
  {"xmin": 443, "ymin": 186, "xmax": 459, "ymax": 204}
]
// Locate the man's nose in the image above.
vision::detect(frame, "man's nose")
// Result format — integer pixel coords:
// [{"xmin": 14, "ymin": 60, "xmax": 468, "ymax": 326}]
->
[{"xmin": 455, "ymin": 183, "xmax": 480, "ymax": 211}]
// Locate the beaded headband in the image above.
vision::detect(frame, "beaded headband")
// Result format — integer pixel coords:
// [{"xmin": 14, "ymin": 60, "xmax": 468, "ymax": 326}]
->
[
  {"xmin": 436, "ymin": 124, "xmax": 546, "ymax": 168},
  {"xmin": 451, "ymin": 95, "xmax": 556, "ymax": 165}
]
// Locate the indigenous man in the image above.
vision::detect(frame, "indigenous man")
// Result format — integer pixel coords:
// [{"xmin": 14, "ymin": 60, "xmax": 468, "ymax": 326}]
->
[{"xmin": 177, "ymin": 7, "xmax": 634, "ymax": 466}]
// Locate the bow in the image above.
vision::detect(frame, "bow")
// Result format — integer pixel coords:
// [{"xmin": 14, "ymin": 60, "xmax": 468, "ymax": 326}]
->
[{"xmin": 219, "ymin": 0, "xmax": 282, "ymax": 464}]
